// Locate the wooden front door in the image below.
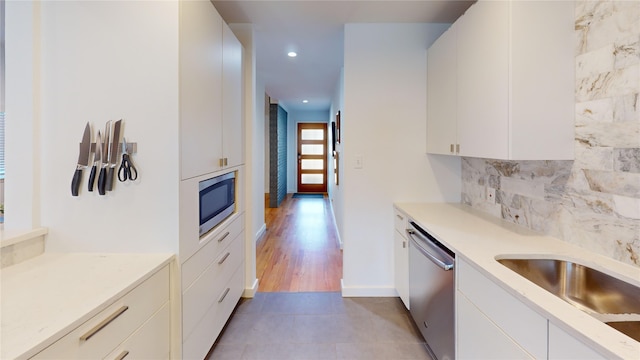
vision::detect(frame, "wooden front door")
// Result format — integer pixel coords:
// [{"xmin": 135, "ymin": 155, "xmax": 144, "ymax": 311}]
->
[{"xmin": 297, "ymin": 123, "xmax": 328, "ymax": 193}]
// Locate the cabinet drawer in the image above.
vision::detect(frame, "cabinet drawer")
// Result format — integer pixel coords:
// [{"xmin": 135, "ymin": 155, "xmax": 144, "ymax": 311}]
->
[
  {"xmin": 104, "ymin": 302, "xmax": 171, "ymax": 360},
  {"xmin": 182, "ymin": 231, "xmax": 245, "ymax": 341},
  {"xmin": 393, "ymin": 208, "xmax": 408, "ymax": 236},
  {"xmin": 457, "ymin": 291, "xmax": 534, "ymax": 359},
  {"xmin": 183, "ymin": 265, "xmax": 244, "ymax": 360},
  {"xmin": 182, "ymin": 214, "xmax": 244, "ymax": 288},
  {"xmin": 32, "ymin": 266, "xmax": 169, "ymax": 359},
  {"xmin": 457, "ymin": 258, "xmax": 547, "ymax": 359}
]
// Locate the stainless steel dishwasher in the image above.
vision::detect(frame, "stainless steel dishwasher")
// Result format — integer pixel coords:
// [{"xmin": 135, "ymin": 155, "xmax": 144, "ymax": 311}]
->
[{"xmin": 407, "ymin": 221, "xmax": 455, "ymax": 360}]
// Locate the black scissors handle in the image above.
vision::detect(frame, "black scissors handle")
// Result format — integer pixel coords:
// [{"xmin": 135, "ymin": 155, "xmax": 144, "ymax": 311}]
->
[{"xmin": 118, "ymin": 154, "xmax": 138, "ymax": 182}]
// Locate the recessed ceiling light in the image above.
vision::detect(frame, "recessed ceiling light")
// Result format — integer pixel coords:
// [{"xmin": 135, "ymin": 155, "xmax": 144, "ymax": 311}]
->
[
  {"xmin": 302, "ymin": 100, "xmax": 309, "ymax": 103},
  {"xmin": 288, "ymin": 51, "xmax": 297, "ymax": 58}
]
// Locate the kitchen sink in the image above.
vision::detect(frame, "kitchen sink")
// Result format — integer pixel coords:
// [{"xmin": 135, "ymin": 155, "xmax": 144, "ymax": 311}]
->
[{"xmin": 496, "ymin": 257, "xmax": 640, "ymax": 342}]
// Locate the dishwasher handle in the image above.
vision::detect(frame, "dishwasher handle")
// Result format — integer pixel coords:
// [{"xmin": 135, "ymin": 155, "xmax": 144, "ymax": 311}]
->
[{"xmin": 407, "ymin": 229, "xmax": 454, "ymax": 271}]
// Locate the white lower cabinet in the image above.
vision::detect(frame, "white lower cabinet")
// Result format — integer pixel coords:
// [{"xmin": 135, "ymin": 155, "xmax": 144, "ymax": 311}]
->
[
  {"xmin": 31, "ymin": 265, "xmax": 170, "ymax": 359},
  {"xmin": 181, "ymin": 214, "xmax": 245, "ymax": 360},
  {"xmin": 457, "ymin": 291, "xmax": 533, "ymax": 359},
  {"xmin": 457, "ymin": 258, "xmax": 608, "ymax": 359},
  {"xmin": 548, "ymin": 323, "xmax": 606, "ymax": 360},
  {"xmin": 456, "ymin": 258, "xmax": 547, "ymax": 359}
]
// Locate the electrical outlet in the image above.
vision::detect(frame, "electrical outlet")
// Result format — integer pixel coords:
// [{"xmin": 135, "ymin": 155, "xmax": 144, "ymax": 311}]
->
[{"xmin": 486, "ymin": 187, "xmax": 496, "ymax": 204}]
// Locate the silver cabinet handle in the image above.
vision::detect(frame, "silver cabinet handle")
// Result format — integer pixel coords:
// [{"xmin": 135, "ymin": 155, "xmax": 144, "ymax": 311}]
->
[
  {"xmin": 218, "ymin": 252, "xmax": 231, "ymax": 265},
  {"xmin": 80, "ymin": 306, "xmax": 129, "ymax": 341},
  {"xmin": 396, "ymin": 214, "xmax": 404, "ymax": 221},
  {"xmin": 450, "ymin": 144, "xmax": 454, "ymax": 153},
  {"xmin": 218, "ymin": 288, "xmax": 230, "ymax": 303},
  {"xmin": 219, "ymin": 158, "xmax": 225, "ymax": 167},
  {"xmin": 114, "ymin": 350, "xmax": 129, "ymax": 360},
  {"xmin": 456, "ymin": 144, "xmax": 460, "ymax": 154},
  {"xmin": 217, "ymin": 231, "xmax": 230, "ymax": 243}
]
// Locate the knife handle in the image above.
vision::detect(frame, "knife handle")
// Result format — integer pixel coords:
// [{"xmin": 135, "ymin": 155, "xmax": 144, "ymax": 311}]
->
[
  {"xmin": 106, "ymin": 167, "xmax": 115, "ymax": 191},
  {"xmin": 71, "ymin": 169, "xmax": 83, "ymax": 196},
  {"xmin": 98, "ymin": 168, "xmax": 107, "ymax": 195},
  {"xmin": 88, "ymin": 165, "xmax": 97, "ymax": 192}
]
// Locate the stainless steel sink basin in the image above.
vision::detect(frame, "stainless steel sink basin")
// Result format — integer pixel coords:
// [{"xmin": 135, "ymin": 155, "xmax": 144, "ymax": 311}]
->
[{"xmin": 497, "ymin": 257, "xmax": 640, "ymax": 341}]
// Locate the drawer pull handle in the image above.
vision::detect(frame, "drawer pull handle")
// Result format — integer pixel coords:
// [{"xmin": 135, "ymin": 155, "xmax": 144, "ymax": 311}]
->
[
  {"xmin": 396, "ymin": 214, "xmax": 404, "ymax": 221},
  {"xmin": 114, "ymin": 350, "xmax": 130, "ymax": 360},
  {"xmin": 217, "ymin": 231, "xmax": 230, "ymax": 243},
  {"xmin": 218, "ymin": 288, "xmax": 230, "ymax": 303},
  {"xmin": 80, "ymin": 306, "xmax": 129, "ymax": 342},
  {"xmin": 218, "ymin": 252, "xmax": 231, "ymax": 265}
]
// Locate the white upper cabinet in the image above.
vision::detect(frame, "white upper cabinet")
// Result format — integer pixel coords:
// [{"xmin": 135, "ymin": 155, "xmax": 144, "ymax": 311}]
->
[
  {"xmin": 426, "ymin": 22, "xmax": 458, "ymax": 156},
  {"xmin": 222, "ymin": 22, "xmax": 244, "ymax": 170},
  {"xmin": 427, "ymin": 0, "xmax": 574, "ymax": 160},
  {"xmin": 179, "ymin": 1, "xmax": 244, "ymax": 180}
]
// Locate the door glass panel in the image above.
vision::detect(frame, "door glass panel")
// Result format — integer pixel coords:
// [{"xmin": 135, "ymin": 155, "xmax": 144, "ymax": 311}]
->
[
  {"xmin": 301, "ymin": 159, "xmax": 324, "ymax": 170},
  {"xmin": 301, "ymin": 144, "xmax": 324, "ymax": 155},
  {"xmin": 301, "ymin": 129, "xmax": 324, "ymax": 140},
  {"xmin": 301, "ymin": 174, "xmax": 324, "ymax": 184}
]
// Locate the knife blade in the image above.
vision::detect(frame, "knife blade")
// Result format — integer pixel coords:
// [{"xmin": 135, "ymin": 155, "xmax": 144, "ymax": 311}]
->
[
  {"xmin": 97, "ymin": 121, "xmax": 111, "ymax": 195},
  {"xmin": 88, "ymin": 131, "xmax": 102, "ymax": 192},
  {"xmin": 106, "ymin": 119, "xmax": 121, "ymax": 191},
  {"xmin": 71, "ymin": 122, "xmax": 92, "ymax": 196}
]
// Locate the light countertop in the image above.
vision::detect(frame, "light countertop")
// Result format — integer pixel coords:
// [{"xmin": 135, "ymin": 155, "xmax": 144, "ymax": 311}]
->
[
  {"xmin": 394, "ymin": 202, "xmax": 640, "ymax": 359},
  {"xmin": 0, "ymin": 252, "xmax": 174, "ymax": 359}
]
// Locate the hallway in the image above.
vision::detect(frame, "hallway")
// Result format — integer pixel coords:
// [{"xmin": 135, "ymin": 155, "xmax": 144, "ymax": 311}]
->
[{"xmin": 257, "ymin": 194, "xmax": 343, "ymax": 292}]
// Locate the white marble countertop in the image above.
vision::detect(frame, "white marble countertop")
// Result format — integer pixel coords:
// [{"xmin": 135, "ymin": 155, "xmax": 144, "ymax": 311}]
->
[
  {"xmin": 0, "ymin": 252, "xmax": 174, "ymax": 359},
  {"xmin": 395, "ymin": 202, "xmax": 640, "ymax": 359}
]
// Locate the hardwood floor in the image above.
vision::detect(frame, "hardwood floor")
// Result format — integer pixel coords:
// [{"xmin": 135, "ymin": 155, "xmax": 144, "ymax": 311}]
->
[{"xmin": 257, "ymin": 193, "xmax": 342, "ymax": 292}]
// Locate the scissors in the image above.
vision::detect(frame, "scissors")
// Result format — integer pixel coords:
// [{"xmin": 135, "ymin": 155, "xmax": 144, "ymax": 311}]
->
[{"xmin": 118, "ymin": 138, "xmax": 138, "ymax": 182}]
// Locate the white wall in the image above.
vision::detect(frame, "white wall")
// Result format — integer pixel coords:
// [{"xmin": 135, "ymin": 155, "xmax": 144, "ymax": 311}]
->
[
  {"xmin": 341, "ymin": 23, "xmax": 461, "ymax": 296},
  {"xmin": 286, "ymin": 109, "xmax": 330, "ymax": 193},
  {"xmin": 6, "ymin": 1, "xmax": 180, "ymax": 252}
]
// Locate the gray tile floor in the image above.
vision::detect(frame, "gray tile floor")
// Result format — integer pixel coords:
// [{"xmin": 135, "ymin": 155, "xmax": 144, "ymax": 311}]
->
[{"xmin": 206, "ymin": 292, "xmax": 433, "ymax": 360}]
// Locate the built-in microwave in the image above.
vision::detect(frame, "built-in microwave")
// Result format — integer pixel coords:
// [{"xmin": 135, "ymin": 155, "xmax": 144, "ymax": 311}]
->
[{"xmin": 199, "ymin": 171, "xmax": 235, "ymax": 237}]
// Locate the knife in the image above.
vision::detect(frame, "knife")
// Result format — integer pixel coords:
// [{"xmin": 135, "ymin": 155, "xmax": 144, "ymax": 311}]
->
[
  {"xmin": 88, "ymin": 131, "xmax": 101, "ymax": 192},
  {"xmin": 106, "ymin": 119, "xmax": 122, "ymax": 191},
  {"xmin": 89, "ymin": 130, "xmax": 102, "ymax": 191},
  {"xmin": 71, "ymin": 122, "xmax": 92, "ymax": 196},
  {"xmin": 97, "ymin": 121, "xmax": 111, "ymax": 195}
]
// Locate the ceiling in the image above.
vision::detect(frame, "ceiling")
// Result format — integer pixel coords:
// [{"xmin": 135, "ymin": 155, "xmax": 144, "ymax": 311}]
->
[{"xmin": 212, "ymin": 1, "xmax": 474, "ymax": 112}]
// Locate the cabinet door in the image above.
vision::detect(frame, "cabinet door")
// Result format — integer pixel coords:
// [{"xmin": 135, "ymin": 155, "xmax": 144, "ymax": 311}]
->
[
  {"xmin": 548, "ymin": 322, "xmax": 606, "ymax": 360},
  {"xmin": 393, "ymin": 230, "xmax": 409, "ymax": 309},
  {"xmin": 457, "ymin": 258, "xmax": 547, "ymax": 359},
  {"xmin": 457, "ymin": 291, "xmax": 534, "ymax": 359},
  {"xmin": 179, "ymin": 0, "xmax": 223, "ymax": 180},
  {"xmin": 222, "ymin": 23, "xmax": 244, "ymax": 168},
  {"xmin": 456, "ymin": 0, "xmax": 509, "ymax": 159},
  {"xmin": 426, "ymin": 23, "xmax": 457, "ymax": 155}
]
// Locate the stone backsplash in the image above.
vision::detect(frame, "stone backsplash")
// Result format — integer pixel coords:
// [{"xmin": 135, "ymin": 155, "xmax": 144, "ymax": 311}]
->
[{"xmin": 461, "ymin": 1, "xmax": 639, "ymax": 267}]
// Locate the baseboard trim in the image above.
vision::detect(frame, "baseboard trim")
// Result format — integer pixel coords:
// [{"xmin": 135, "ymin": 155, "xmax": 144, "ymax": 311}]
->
[
  {"xmin": 243, "ymin": 278, "xmax": 259, "ymax": 298},
  {"xmin": 340, "ymin": 279, "xmax": 398, "ymax": 297},
  {"xmin": 255, "ymin": 223, "xmax": 266, "ymax": 243}
]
